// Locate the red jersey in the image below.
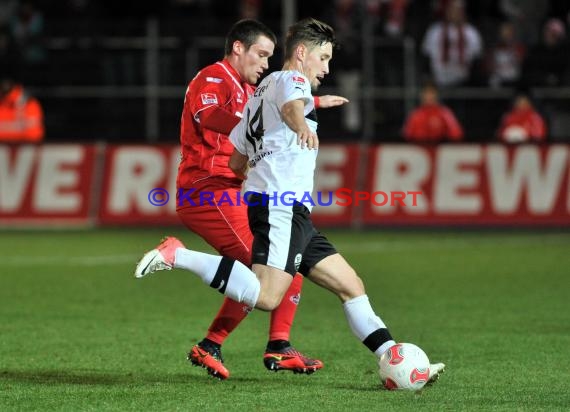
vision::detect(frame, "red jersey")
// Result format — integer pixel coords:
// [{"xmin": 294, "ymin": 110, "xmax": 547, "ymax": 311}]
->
[
  {"xmin": 0, "ymin": 85, "xmax": 44, "ymax": 143},
  {"xmin": 403, "ymin": 104, "xmax": 463, "ymax": 142},
  {"xmin": 497, "ymin": 108, "xmax": 546, "ymax": 143},
  {"xmin": 177, "ymin": 59, "xmax": 255, "ymax": 195}
]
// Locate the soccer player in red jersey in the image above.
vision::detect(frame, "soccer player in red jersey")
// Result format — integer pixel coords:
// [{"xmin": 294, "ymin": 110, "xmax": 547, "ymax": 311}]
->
[{"xmin": 175, "ymin": 19, "xmax": 347, "ymax": 379}]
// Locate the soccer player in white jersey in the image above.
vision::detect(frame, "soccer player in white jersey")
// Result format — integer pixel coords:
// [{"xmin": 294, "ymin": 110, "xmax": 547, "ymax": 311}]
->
[{"xmin": 135, "ymin": 18, "xmax": 445, "ymax": 382}]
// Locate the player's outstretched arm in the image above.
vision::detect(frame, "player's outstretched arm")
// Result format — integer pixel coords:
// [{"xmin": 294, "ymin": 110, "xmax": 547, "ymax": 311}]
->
[
  {"xmin": 282, "ymin": 99, "xmax": 319, "ymax": 150},
  {"xmin": 317, "ymin": 95, "xmax": 349, "ymax": 108}
]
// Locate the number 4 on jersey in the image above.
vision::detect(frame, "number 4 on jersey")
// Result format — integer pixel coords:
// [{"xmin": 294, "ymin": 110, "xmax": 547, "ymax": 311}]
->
[{"xmin": 246, "ymin": 100, "xmax": 264, "ymax": 153}]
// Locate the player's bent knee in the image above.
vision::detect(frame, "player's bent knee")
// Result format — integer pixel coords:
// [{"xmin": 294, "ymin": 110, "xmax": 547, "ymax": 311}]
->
[{"xmin": 255, "ymin": 291, "xmax": 283, "ymax": 311}]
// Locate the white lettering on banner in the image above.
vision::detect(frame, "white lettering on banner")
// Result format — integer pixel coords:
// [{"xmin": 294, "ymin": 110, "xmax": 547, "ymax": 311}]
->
[
  {"xmin": 374, "ymin": 145, "xmax": 429, "ymax": 214},
  {"xmin": 108, "ymin": 148, "xmax": 165, "ymax": 214},
  {"xmin": 313, "ymin": 146, "xmax": 347, "ymax": 215},
  {"xmin": 434, "ymin": 146, "xmax": 482, "ymax": 213},
  {"xmin": 34, "ymin": 146, "xmax": 83, "ymax": 212},
  {"xmin": 0, "ymin": 146, "xmax": 35, "ymax": 212},
  {"xmin": 487, "ymin": 145, "xmax": 568, "ymax": 214}
]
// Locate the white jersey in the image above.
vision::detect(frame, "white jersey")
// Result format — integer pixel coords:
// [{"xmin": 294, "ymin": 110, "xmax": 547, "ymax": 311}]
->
[{"xmin": 229, "ymin": 70, "xmax": 318, "ymax": 210}]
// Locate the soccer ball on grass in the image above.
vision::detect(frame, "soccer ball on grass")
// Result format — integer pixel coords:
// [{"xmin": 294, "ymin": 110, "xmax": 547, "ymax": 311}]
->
[{"xmin": 379, "ymin": 343, "xmax": 430, "ymax": 390}]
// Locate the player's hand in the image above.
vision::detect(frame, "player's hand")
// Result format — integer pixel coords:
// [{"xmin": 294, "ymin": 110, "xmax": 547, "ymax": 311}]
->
[
  {"xmin": 234, "ymin": 165, "xmax": 248, "ymax": 180},
  {"xmin": 297, "ymin": 128, "xmax": 319, "ymax": 150},
  {"xmin": 318, "ymin": 95, "xmax": 349, "ymax": 108}
]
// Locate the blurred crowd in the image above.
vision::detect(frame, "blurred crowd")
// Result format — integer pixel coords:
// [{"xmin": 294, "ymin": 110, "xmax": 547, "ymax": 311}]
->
[{"xmin": 0, "ymin": 0, "xmax": 569, "ymax": 143}]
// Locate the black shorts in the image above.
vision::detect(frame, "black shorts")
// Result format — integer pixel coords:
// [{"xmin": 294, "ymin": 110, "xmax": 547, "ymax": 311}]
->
[{"xmin": 247, "ymin": 193, "xmax": 337, "ymax": 276}]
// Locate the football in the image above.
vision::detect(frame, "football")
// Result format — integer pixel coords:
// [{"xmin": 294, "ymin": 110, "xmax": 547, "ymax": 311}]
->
[{"xmin": 379, "ymin": 343, "xmax": 430, "ymax": 390}]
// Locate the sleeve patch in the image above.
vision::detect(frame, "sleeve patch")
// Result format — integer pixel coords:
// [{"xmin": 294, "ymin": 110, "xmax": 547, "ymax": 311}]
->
[
  {"xmin": 206, "ymin": 77, "xmax": 223, "ymax": 83},
  {"xmin": 292, "ymin": 76, "xmax": 305, "ymax": 84},
  {"xmin": 201, "ymin": 93, "xmax": 219, "ymax": 105}
]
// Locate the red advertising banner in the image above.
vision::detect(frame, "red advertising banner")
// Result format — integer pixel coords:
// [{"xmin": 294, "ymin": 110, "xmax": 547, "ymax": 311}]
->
[
  {"xmin": 1, "ymin": 143, "xmax": 569, "ymax": 227},
  {"xmin": 96, "ymin": 144, "xmax": 361, "ymax": 227},
  {"xmin": 311, "ymin": 144, "xmax": 360, "ymax": 226},
  {"xmin": 98, "ymin": 145, "xmax": 180, "ymax": 225},
  {"xmin": 362, "ymin": 144, "xmax": 570, "ymax": 226},
  {"xmin": 0, "ymin": 144, "xmax": 97, "ymax": 226}
]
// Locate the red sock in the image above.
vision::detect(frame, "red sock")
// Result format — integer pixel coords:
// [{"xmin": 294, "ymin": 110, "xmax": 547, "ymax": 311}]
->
[
  {"xmin": 268, "ymin": 274, "xmax": 303, "ymax": 342},
  {"xmin": 205, "ymin": 297, "xmax": 251, "ymax": 345}
]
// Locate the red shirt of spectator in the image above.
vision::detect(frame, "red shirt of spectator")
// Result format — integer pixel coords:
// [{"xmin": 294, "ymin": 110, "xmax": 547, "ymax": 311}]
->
[
  {"xmin": 0, "ymin": 82, "xmax": 44, "ymax": 143},
  {"xmin": 497, "ymin": 95, "xmax": 546, "ymax": 143},
  {"xmin": 403, "ymin": 84, "xmax": 463, "ymax": 142}
]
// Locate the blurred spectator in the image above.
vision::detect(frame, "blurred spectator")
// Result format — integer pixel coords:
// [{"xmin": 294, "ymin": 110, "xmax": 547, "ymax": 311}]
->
[
  {"xmin": 239, "ymin": 0, "xmax": 261, "ymax": 19},
  {"xmin": 521, "ymin": 18, "xmax": 568, "ymax": 87},
  {"xmin": 321, "ymin": 0, "xmax": 373, "ymax": 133},
  {"xmin": 402, "ymin": 83, "xmax": 464, "ymax": 142},
  {"xmin": 378, "ymin": 0, "xmax": 409, "ymax": 38},
  {"xmin": 422, "ymin": 0, "xmax": 483, "ymax": 87},
  {"xmin": 0, "ymin": 67, "xmax": 45, "ymax": 143},
  {"xmin": 499, "ymin": 0, "xmax": 548, "ymax": 46},
  {"xmin": 9, "ymin": 0, "xmax": 46, "ymax": 65},
  {"xmin": 497, "ymin": 93, "xmax": 547, "ymax": 143},
  {"xmin": 486, "ymin": 21, "xmax": 525, "ymax": 88}
]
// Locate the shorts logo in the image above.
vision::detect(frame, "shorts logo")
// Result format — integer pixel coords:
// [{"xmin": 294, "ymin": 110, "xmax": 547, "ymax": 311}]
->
[
  {"xmin": 294, "ymin": 253, "xmax": 302, "ymax": 271},
  {"xmin": 201, "ymin": 93, "xmax": 218, "ymax": 105}
]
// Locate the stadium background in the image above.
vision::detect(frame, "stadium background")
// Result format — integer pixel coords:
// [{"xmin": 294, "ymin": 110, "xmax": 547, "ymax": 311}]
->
[{"xmin": 1, "ymin": 1, "xmax": 570, "ymax": 411}]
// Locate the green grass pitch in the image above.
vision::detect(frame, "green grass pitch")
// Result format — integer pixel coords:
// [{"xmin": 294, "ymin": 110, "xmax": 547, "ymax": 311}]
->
[{"xmin": 1, "ymin": 228, "xmax": 569, "ymax": 411}]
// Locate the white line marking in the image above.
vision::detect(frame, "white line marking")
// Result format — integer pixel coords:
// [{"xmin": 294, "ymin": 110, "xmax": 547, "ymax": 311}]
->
[{"xmin": 2, "ymin": 254, "xmax": 140, "ymax": 266}]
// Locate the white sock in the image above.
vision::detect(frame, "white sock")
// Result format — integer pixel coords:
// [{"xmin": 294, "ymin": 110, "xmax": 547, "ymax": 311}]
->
[
  {"xmin": 343, "ymin": 294, "xmax": 396, "ymax": 357},
  {"xmin": 174, "ymin": 249, "xmax": 260, "ymax": 307}
]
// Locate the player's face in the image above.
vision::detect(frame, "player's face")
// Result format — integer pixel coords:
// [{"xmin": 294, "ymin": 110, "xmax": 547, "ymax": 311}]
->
[
  {"xmin": 303, "ymin": 42, "xmax": 333, "ymax": 90},
  {"xmin": 237, "ymin": 35, "xmax": 275, "ymax": 85}
]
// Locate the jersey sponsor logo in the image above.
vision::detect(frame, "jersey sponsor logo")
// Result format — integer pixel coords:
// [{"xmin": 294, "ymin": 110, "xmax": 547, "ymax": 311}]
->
[
  {"xmin": 253, "ymin": 84, "xmax": 268, "ymax": 97},
  {"xmin": 292, "ymin": 75, "xmax": 305, "ymax": 84},
  {"xmin": 200, "ymin": 93, "xmax": 218, "ymax": 105},
  {"xmin": 206, "ymin": 77, "xmax": 222, "ymax": 83},
  {"xmin": 248, "ymin": 150, "xmax": 273, "ymax": 168}
]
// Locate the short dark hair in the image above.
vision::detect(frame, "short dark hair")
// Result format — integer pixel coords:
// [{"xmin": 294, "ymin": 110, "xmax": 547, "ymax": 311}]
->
[
  {"xmin": 224, "ymin": 19, "xmax": 277, "ymax": 56},
  {"xmin": 284, "ymin": 18, "xmax": 337, "ymax": 60}
]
